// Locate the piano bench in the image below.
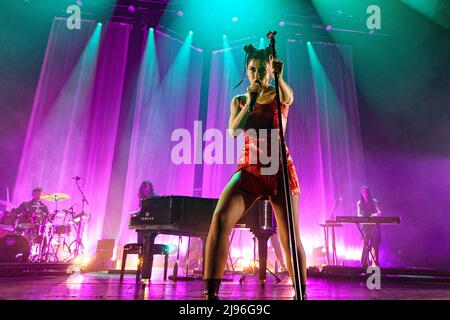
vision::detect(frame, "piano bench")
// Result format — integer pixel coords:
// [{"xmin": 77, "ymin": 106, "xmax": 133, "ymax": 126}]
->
[{"xmin": 119, "ymin": 243, "xmax": 170, "ymax": 283}]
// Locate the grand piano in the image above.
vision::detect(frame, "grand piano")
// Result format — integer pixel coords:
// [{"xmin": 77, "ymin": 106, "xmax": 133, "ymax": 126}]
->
[{"xmin": 129, "ymin": 196, "xmax": 276, "ymax": 281}]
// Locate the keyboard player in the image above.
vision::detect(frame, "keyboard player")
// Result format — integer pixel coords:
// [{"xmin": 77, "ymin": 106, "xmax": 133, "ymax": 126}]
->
[{"xmin": 357, "ymin": 186, "xmax": 382, "ymax": 267}]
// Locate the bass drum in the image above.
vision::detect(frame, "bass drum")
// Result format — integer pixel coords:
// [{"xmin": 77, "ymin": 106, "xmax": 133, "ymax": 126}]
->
[{"xmin": 0, "ymin": 234, "xmax": 31, "ymax": 263}]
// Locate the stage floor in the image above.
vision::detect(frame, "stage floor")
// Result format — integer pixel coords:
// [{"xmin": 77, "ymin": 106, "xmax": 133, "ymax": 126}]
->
[{"xmin": 0, "ymin": 268, "xmax": 449, "ymax": 300}]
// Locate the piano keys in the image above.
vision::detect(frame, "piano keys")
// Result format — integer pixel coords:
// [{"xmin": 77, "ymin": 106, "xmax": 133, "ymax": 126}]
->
[{"xmin": 334, "ymin": 216, "xmax": 401, "ymax": 225}]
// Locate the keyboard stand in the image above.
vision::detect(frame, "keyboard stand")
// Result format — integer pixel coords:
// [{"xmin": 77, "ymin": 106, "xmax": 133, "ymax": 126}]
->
[{"xmin": 355, "ymin": 223, "xmax": 379, "ymax": 266}]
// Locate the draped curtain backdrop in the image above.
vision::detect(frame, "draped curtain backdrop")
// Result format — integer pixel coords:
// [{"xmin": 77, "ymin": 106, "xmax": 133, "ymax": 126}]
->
[
  {"xmin": 117, "ymin": 31, "xmax": 203, "ymax": 246},
  {"xmin": 14, "ymin": 19, "xmax": 131, "ymax": 256}
]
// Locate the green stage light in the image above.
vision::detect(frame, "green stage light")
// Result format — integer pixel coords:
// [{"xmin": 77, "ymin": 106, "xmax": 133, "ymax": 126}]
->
[
  {"xmin": 136, "ymin": 25, "xmax": 159, "ymax": 100},
  {"xmin": 307, "ymin": 42, "xmax": 341, "ymax": 120},
  {"xmin": 222, "ymin": 28, "xmax": 239, "ymax": 87},
  {"xmin": 259, "ymin": 37, "xmax": 265, "ymax": 49}
]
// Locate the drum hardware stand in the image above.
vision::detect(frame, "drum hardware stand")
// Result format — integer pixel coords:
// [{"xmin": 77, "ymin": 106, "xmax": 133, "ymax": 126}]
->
[
  {"xmin": 268, "ymin": 30, "xmax": 303, "ymax": 299},
  {"xmin": 322, "ymin": 199, "xmax": 343, "ymax": 266},
  {"xmin": 73, "ymin": 178, "xmax": 89, "ymax": 258},
  {"xmin": 183, "ymin": 237, "xmax": 203, "ymax": 280},
  {"xmin": 356, "ymin": 223, "xmax": 379, "ymax": 266},
  {"xmin": 169, "ymin": 237, "xmax": 200, "ymax": 281},
  {"xmin": 37, "ymin": 197, "xmax": 62, "ymax": 262},
  {"xmin": 239, "ymin": 235, "xmax": 281, "ymax": 283},
  {"xmin": 226, "ymin": 230, "xmax": 237, "ymax": 273},
  {"xmin": 37, "ymin": 216, "xmax": 51, "ymax": 262},
  {"xmin": 228, "ymin": 230, "xmax": 246, "ymax": 275}
]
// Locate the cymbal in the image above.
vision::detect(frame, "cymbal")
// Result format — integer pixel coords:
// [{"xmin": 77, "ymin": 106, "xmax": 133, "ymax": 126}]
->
[{"xmin": 41, "ymin": 193, "xmax": 71, "ymax": 202}]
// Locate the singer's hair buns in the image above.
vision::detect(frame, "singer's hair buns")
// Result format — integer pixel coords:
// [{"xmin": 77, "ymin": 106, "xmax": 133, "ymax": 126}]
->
[{"xmin": 244, "ymin": 44, "xmax": 274, "ymax": 64}]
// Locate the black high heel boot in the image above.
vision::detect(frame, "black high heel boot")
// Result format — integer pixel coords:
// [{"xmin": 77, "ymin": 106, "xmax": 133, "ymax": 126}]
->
[
  {"xmin": 204, "ymin": 279, "xmax": 221, "ymax": 300},
  {"xmin": 301, "ymin": 284, "xmax": 307, "ymax": 300}
]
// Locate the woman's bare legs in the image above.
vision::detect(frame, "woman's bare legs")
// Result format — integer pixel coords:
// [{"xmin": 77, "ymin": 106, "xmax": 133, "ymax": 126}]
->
[
  {"xmin": 270, "ymin": 233, "xmax": 287, "ymax": 271},
  {"xmin": 269, "ymin": 194, "xmax": 307, "ymax": 287},
  {"xmin": 204, "ymin": 171, "xmax": 260, "ymax": 280}
]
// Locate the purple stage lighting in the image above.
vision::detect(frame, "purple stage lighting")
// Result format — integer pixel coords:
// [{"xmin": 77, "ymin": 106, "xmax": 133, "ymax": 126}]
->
[
  {"xmin": 326, "ymin": 25, "xmax": 332, "ymax": 31},
  {"xmin": 177, "ymin": 10, "xmax": 184, "ymax": 17},
  {"xmin": 128, "ymin": 5, "xmax": 136, "ymax": 13},
  {"xmin": 279, "ymin": 21, "xmax": 285, "ymax": 27}
]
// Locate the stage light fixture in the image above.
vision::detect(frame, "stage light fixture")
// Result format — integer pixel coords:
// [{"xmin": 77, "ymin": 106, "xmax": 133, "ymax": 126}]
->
[
  {"xmin": 232, "ymin": 17, "xmax": 239, "ymax": 22},
  {"xmin": 326, "ymin": 25, "xmax": 332, "ymax": 31},
  {"xmin": 279, "ymin": 21, "xmax": 285, "ymax": 27},
  {"xmin": 168, "ymin": 244, "xmax": 178, "ymax": 254},
  {"xmin": 128, "ymin": 5, "xmax": 136, "ymax": 13},
  {"xmin": 177, "ymin": 10, "xmax": 184, "ymax": 17}
]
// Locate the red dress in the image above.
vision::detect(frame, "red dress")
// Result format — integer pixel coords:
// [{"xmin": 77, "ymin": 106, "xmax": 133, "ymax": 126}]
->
[{"xmin": 234, "ymin": 97, "xmax": 300, "ymax": 198}]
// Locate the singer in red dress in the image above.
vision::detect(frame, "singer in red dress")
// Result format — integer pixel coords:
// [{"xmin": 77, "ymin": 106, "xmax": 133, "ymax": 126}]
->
[{"xmin": 204, "ymin": 44, "xmax": 307, "ymax": 300}]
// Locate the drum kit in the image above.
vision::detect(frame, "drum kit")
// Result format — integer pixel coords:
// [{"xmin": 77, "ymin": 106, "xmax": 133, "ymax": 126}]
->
[{"xmin": 0, "ymin": 193, "xmax": 89, "ymax": 263}]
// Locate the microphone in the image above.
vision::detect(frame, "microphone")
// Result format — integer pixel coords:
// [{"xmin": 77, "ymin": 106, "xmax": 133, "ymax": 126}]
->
[
  {"xmin": 249, "ymin": 80, "xmax": 261, "ymax": 112},
  {"xmin": 266, "ymin": 30, "xmax": 277, "ymax": 39},
  {"xmin": 72, "ymin": 176, "xmax": 82, "ymax": 181}
]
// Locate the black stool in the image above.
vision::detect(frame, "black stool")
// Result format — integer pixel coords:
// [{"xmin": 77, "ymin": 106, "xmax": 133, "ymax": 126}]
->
[{"xmin": 119, "ymin": 243, "xmax": 170, "ymax": 282}]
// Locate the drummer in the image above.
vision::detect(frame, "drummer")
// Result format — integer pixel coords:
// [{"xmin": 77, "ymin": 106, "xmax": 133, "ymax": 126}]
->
[{"xmin": 13, "ymin": 187, "xmax": 50, "ymax": 226}]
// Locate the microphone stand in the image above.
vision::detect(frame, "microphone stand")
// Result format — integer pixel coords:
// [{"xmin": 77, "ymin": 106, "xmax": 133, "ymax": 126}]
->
[
  {"xmin": 267, "ymin": 31, "xmax": 303, "ymax": 300},
  {"xmin": 330, "ymin": 199, "xmax": 340, "ymax": 222},
  {"xmin": 74, "ymin": 179, "xmax": 89, "ymax": 257},
  {"xmin": 326, "ymin": 199, "xmax": 342, "ymax": 266}
]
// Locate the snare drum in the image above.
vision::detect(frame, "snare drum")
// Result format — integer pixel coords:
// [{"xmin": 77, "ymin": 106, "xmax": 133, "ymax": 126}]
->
[
  {"xmin": 0, "ymin": 234, "xmax": 31, "ymax": 263},
  {"xmin": 52, "ymin": 224, "xmax": 71, "ymax": 236}
]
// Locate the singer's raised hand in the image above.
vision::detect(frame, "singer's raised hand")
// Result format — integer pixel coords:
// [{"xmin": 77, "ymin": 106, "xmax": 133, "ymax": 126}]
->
[
  {"xmin": 269, "ymin": 55, "xmax": 284, "ymax": 78},
  {"xmin": 269, "ymin": 55, "xmax": 293, "ymax": 105}
]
